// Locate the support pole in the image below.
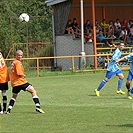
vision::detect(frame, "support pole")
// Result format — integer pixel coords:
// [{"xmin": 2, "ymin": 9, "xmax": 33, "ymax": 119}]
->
[
  {"xmin": 79, "ymin": 0, "xmax": 86, "ymax": 69},
  {"xmin": 52, "ymin": 15, "xmax": 57, "ymax": 68},
  {"xmin": 92, "ymin": 0, "xmax": 97, "ymax": 68}
]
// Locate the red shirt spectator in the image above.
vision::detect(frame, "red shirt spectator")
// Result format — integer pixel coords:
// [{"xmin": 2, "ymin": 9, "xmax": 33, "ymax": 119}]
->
[{"xmin": 121, "ymin": 19, "xmax": 128, "ymax": 29}]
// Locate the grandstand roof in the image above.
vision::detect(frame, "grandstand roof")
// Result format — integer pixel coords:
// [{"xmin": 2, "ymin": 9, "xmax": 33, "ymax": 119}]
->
[
  {"xmin": 45, "ymin": 0, "xmax": 67, "ymax": 6},
  {"xmin": 45, "ymin": 0, "xmax": 133, "ymax": 6}
]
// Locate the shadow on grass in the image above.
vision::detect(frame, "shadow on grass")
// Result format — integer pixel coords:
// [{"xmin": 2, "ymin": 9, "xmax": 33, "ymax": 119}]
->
[{"xmin": 106, "ymin": 124, "xmax": 133, "ymax": 127}]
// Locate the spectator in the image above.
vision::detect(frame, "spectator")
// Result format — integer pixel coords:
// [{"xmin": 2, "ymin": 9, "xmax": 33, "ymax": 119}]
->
[
  {"xmin": 114, "ymin": 19, "xmax": 121, "ymax": 38},
  {"xmin": 121, "ymin": 19, "xmax": 128, "ymax": 29},
  {"xmin": 96, "ymin": 30, "xmax": 116, "ymax": 48},
  {"xmin": 95, "ymin": 20, "xmax": 101, "ymax": 33},
  {"xmin": 84, "ymin": 32, "xmax": 93, "ymax": 43},
  {"xmin": 129, "ymin": 24, "xmax": 133, "ymax": 37},
  {"xmin": 108, "ymin": 20, "xmax": 115, "ymax": 38},
  {"xmin": 119, "ymin": 27, "xmax": 128, "ymax": 44},
  {"xmin": 128, "ymin": 20, "xmax": 133, "ymax": 30},
  {"xmin": 71, "ymin": 18, "xmax": 80, "ymax": 38},
  {"xmin": 65, "ymin": 20, "xmax": 74, "ymax": 34},
  {"xmin": 74, "ymin": 32, "xmax": 93, "ymax": 44},
  {"xmin": 97, "ymin": 56, "xmax": 107, "ymax": 69},
  {"xmin": 84, "ymin": 20, "xmax": 92, "ymax": 34},
  {"xmin": 100, "ymin": 19, "xmax": 109, "ymax": 36}
]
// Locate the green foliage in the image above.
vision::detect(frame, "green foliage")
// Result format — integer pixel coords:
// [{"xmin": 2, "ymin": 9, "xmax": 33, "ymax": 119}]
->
[{"xmin": 0, "ymin": 0, "xmax": 52, "ymax": 57}]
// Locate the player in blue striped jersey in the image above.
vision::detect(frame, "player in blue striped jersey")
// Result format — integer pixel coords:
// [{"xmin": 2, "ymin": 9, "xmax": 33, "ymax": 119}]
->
[
  {"xmin": 95, "ymin": 41, "xmax": 125, "ymax": 96},
  {"xmin": 115, "ymin": 53, "xmax": 133, "ymax": 99}
]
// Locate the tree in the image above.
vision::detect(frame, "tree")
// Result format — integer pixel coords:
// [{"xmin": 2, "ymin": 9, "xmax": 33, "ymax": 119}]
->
[{"xmin": 0, "ymin": 0, "xmax": 52, "ymax": 58}]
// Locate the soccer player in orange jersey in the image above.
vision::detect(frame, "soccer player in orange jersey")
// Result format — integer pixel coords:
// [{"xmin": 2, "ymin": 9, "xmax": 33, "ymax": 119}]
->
[
  {"xmin": 0, "ymin": 52, "xmax": 9, "ymax": 114},
  {"xmin": 6, "ymin": 50, "xmax": 44, "ymax": 114}
]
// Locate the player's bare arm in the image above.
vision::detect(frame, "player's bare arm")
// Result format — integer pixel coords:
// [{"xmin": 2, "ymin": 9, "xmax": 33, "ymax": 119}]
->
[{"xmin": 115, "ymin": 57, "xmax": 126, "ymax": 64}]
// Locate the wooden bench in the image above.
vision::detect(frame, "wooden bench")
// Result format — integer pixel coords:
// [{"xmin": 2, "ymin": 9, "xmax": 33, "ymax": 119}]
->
[
  {"xmin": 97, "ymin": 46, "xmax": 133, "ymax": 54},
  {"xmin": 96, "ymin": 41, "xmax": 120, "ymax": 45}
]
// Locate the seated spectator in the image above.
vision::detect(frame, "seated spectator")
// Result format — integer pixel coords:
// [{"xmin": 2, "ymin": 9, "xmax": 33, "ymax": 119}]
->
[
  {"xmin": 127, "ymin": 20, "xmax": 133, "ymax": 33},
  {"xmin": 65, "ymin": 20, "xmax": 74, "ymax": 34},
  {"xmin": 128, "ymin": 24, "xmax": 133, "ymax": 37},
  {"xmin": 74, "ymin": 32, "xmax": 93, "ymax": 43},
  {"xmin": 100, "ymin": 19, "xmax": 109, "ymax": 37},
  {"xmin": 114, "ymin": 18, "xmax": 121, "ymax": 38},
  {"xmin": 128, "ymin": 20, "xmax": 133, "ymax": 29},
  {"xmin": 95, "ymin": 20, "xmax": 101, "ymax": 33},
  {"xmin": 84, "ymin": 32, "xmax": 93, "ymax": 43},
  {"xmin": 121, "ymin": 19, "xmax": 128, "ymax": 29},
  {"xmin": 72, "ymin": 18, "xmax": 80, "ymax": 38},
  {"xmin": 108, "ymin": 20, "xmax": 115, "ymax": 38},
  {"xmin": 84, "ymin": 20, "xmax": 92, "ymax": 34},
  {"xmin": 119, "ymin": 27, "xmax": 128, "ymax": 44},
  {"xmin": 96, "ymin": 30, "xmax": 116, "ymax": 48},
  {"xmin": 97, "ymin": 56, "xmax": 108, "ymax": 69},
  {"xmin": 128, "ymin": 24, "xmax": 133, "ymax": 43}
]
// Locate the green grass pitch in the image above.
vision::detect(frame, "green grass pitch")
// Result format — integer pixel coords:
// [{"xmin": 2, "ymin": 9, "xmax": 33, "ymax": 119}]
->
[{"xmin": 0, "ymin": 71, "xmax": 133, "ymax": 133}]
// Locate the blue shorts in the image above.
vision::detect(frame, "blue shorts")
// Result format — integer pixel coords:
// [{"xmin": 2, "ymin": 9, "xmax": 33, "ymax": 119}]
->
[
  {"xmin": 127, "ymin": 71, "xmax": 133, "ymax": 81},
  {"xmin": 105, "ymin": 69, "xmax": 122, "ymax": 79}
]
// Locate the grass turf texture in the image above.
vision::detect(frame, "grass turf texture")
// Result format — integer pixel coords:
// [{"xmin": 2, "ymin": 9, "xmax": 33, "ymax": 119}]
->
[{"xmin": 0, "ymin": 71, "xmax": 133, "ymax": 133}]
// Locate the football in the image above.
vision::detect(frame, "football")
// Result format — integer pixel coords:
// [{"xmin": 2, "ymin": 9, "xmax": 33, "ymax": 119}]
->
[{"xmin": 19, "ymin": 13, "xmax": 29, "ymax": 22}]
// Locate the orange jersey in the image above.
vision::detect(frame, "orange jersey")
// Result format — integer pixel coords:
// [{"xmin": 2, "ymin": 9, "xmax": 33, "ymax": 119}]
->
[
  {"xmin": 10, "ymin": 59, "xmax": 27, "ymax": 87},
  {"xmin": 0, "ymin": 53, "xmax": 10, "ymax": 83}
]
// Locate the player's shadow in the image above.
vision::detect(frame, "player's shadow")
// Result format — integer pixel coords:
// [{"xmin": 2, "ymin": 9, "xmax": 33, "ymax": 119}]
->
[{"xmin": 106, "ymin": 124, "xmax": 133, "ymax": 127}]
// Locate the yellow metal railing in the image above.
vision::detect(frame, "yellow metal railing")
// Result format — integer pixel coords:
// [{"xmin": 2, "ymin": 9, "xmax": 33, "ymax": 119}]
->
[{"xmin": 5, "ymin": 53, "xmax": 130, "ymax": 76}]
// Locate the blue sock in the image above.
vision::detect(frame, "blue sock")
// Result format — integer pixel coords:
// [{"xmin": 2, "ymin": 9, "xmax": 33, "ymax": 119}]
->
[
  {"xmin": 117, "ymin": 78, "xmax": 123, "ymax": 91},
  {"xmin": 97, "ymin": 79, "xmax": 107, "ymax": 91},
  {"xmin": 126, "ymin": 83, "xmax": 130, "ymax": 91},
  {"xmin": 130, "ymin": 88, "xmax": 133, "ymax": 95}
]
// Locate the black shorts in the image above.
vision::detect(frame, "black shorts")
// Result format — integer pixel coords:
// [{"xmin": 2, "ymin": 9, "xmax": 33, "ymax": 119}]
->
[
  {"xmin": 12, "ymin": 82, "xmax": 32, "ymax": 94},
  {"xmin": 0, "ymin": 82, "xmax": 8, "ymax": 91}
]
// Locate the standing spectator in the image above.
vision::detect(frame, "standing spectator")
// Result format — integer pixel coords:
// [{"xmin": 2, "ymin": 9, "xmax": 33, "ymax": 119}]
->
[
  {"xmin": 0, "ymin": 52, "xmax": 9, "ymax": 114},
  {"xmin": 95, "ymin": 42, "xmax": 125, "ymax": 96},
  {"xmin": 6, "ymin": 50, "xmax": 44, "ymax": 114}
]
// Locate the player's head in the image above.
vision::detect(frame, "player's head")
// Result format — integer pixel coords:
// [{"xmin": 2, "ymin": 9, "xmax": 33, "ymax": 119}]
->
[
  {"xmin": 16, "ymin": 50, "xmax": 23, "ymax": 61},
  {"xmin": 119, "ymin": 41, "xmax": 125, "ymax": 51}
]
